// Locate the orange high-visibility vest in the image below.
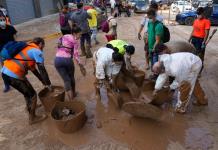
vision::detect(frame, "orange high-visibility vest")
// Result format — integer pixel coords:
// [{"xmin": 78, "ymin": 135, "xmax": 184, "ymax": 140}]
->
[{"xmin": 4, "ymin": 43, "xmax": 39, "ymax": 79}]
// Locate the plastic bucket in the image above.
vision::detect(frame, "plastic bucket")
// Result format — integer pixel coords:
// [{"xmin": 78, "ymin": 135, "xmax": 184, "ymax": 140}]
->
[
  {"xmin": 38, "ymin": 86, "xmax": 65, "ymax": 112},
  {"xmin": 51, "ymin": 101, "xmax": 87, "ymax": 133}
]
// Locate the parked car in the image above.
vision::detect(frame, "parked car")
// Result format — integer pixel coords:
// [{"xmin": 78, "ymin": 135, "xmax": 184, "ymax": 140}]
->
[
  {"xmin": 131, "ymin": 0, "xmax": 148, "ymax": 13},
  {"xmin": 192, "ymin": 0, "xmax": 213, "ymax": 8},
  {"xmin": 171, "ymin": 1, "xmax": 194, "ymax": 13},
  {"xmin": 176, "ymin": 4, "xmax": 218, "ymax": 25}
]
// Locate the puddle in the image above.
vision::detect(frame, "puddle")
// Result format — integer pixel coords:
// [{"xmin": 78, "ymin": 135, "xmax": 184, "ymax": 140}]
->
[{"xmin": 185, "ymin": 127, "xmax": 214, "ymax": 150}]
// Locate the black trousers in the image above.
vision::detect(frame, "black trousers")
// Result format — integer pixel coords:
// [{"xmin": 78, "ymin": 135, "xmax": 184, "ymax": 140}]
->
[{"xmin": 2, "ymin": 73, "xmax": 36, "ymax": 109}]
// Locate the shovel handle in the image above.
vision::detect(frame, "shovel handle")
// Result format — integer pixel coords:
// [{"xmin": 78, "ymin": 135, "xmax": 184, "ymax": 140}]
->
[{"xmin": 206, "ymin": 29, "xmax": 217, "ymax": 45}]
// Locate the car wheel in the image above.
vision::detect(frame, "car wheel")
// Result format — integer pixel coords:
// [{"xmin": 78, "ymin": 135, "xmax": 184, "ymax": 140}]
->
[
  {"xmin": 185, "ymin": 17, "xmax": 194, "ymax": 26},
  {"xmin": 177, "ymin": 20, "xmax": 184, "ymax": 25}
]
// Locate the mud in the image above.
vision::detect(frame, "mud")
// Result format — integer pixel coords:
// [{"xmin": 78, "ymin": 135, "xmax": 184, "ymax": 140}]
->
[
  {"xmin": 52, "ymin": 107, "xmax": 76, "ymax": 121},
  {"xmin": 0, "ymin": 13, "xmax": 218, "ymax": 150},
  {"xmin": 165, "ymin": 41, "xmax": 196, "ymax": 54},
  {"xmin": 51, "ymin": 101, "xmax": 87, "ymax": 133}
]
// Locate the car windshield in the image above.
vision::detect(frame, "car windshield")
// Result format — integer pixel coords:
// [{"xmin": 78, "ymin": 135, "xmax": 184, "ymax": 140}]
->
[{"xmin": 213, "ymin": 6, "xmax": 218, "ymax": 14}]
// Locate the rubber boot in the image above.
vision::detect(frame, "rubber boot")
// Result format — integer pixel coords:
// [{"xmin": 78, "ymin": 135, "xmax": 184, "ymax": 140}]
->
[
  {"xmin": 193, "ymin": 79, "xmax": 208, "ymax": 105},
  {"xmin": 66, "ymin": 90, "xmax": 74, "ymax": 101},
  {"xmin": 81, "ymin": 44, "xmax": 86, "ymax": 56},
  {"xmin": 86, "ymin": 44, "xmax": 93, "ymax": 58},
  {"xmin": 29, "ymin": 95, "xmax": 47, "ymax": 125}
]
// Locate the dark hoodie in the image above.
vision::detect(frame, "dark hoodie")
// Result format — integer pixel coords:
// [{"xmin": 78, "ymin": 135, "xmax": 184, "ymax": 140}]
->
[{"xmin": 70, "ymin": 9, "xmax": 91, "ymax": 34}]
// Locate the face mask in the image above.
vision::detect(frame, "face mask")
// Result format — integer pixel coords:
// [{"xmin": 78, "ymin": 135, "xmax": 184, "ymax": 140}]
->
[{"xmin": 0, "ymin": 20, "xmax": 6, "ymax": 29}]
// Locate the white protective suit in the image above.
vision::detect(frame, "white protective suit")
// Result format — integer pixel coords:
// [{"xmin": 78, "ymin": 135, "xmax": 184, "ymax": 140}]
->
[
  {"xmin": 155, "ymin": 53, "xmax": 202, "ymax": 109},
  {"xmin": 94, "ymin": 47, "xmax": 122, "ymax": 80}
]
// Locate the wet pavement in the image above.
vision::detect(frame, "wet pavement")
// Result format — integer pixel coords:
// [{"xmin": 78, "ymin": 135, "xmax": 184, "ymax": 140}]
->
[{"xmin": 0, "ymin": 12, "xmax": 218, "ymax": 150}]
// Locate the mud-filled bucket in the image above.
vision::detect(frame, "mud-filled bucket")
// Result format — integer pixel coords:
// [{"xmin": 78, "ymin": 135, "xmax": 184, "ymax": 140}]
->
[
  {"xmin": 51, "ymin": 101, "xmax": 87, "ymax": 133},
  {"xmin": 38, "ymin": 86, "xmax": 65, "ymax": 112},
  {"xmin": 133, "ymin": 70, "xmax": 145, "ymax": 86},
  {"xmin": 141, "ymin": 80, "xmax": 173, "ymax": 105}
]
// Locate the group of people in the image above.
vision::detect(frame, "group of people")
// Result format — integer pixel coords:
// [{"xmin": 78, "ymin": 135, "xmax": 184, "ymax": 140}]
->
[
  {"xmin": 59, "ymin": 2, "xmax": 120, "ymax": 58},
  {"xmin": 136, "ymin": 3, "xmax": 210, "ymax": 113},
  {"xmin": 0, "ymin": 1, "xmax": 211, "ymax": 125}
]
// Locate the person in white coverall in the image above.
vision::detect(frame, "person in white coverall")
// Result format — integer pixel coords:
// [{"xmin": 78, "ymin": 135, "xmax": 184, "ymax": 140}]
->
[
  {"xmin": 93, "ymin": 47, "xmax": 123, "ymax": 96},
  {"xmin": 110, "ymin": 0, "xmax": 116, "ymax": 15},
  {"xmin": 153, "ymin": 52, "xmax": 208, "ymax": 113}
]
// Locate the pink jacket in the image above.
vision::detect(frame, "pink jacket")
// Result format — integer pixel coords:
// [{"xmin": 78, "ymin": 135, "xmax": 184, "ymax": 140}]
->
[{"xmin": 56, "ymin": 34, "xmax": 80, "ymax": 64}]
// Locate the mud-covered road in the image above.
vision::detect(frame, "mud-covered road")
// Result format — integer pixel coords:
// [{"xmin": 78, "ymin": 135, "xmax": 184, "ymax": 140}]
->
[{"xmin": 0, "ymin": 13, "xmax": 218, "ymax": 150}]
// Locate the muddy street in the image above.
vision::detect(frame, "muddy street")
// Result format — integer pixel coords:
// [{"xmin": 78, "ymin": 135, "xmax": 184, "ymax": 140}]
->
[{"xmin": 0, "ymin": 13, "xmax": 218, "ymax": 150}]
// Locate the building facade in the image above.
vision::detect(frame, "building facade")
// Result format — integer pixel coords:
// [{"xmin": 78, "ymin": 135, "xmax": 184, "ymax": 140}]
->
[{"xmin": 0, "ymin": 0, "xmax": 63, "ymax": 24}]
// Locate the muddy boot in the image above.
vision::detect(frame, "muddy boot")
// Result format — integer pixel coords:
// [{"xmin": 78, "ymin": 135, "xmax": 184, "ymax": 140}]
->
[
  {"xmin": 94, "ymin": 79, "xmax": 101, "ymax": 99},
  {"xmin": 86, "ymin": 44, "xmax": 93, "ymax": 58},
  {"xmin": 193, "ymin": 79, "xmax": 208, "ymax": 106},
  {"xmin": 80, "ymin": 45, "xmax": 86, "ymax": 56},
  {"xmin": 66, "ymin": 90, "xmax": 74, "ymax": 101},
  {"xmin": 29, "ymin": 96, "xmax": 47, "ymax": 125}
]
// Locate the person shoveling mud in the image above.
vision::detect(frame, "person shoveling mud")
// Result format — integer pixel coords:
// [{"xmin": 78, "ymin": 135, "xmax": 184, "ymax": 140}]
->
[
  {"xmin": 153, "ymin": 53, "xmax": 208, "ymax": 114},
  {"xmin": 106, "ymin": 39, "xmax": 135, "ymax": 71},
  {"xmin": 93, "ymin": 46, "xmax": 123, "ymax": 99}
]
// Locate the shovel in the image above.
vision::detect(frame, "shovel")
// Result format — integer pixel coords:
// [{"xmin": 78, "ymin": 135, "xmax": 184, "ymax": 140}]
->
[{"xmin": 206, "ymin": 29, "xmax": 217, "ymax": 45}]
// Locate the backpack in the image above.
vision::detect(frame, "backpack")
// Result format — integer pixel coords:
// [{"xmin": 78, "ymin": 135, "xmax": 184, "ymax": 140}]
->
[
  {"xmin": 59, "ymin": 13, "xmax": 68, "ymax": 27},
  {"xmin": 101, "ymin": 20, "xmax": 110, "ymax": 33},
  {"xmin": 162, "ymin": 25, "xmax": 170, "ymax": 43},
  {"xmin": 0, "ymin": 41, "xmax": 27, "ymax": 60},
  {"xmin": 153, "ymin": 21, "xmax": 170, "ymax": 43},
  {"xmin": 101, "ymin": 18, "xmax": 113, "ymax": 33}
]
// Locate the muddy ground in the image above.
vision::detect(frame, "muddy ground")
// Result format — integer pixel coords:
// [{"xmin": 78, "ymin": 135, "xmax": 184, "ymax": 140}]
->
[{"xmin": 0, "ymin": 12, "xmax": 218, "ymax": 150}]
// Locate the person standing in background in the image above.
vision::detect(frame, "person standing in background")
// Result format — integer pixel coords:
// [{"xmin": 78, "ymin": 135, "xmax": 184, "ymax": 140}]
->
[
  {"xmin": 59, "ymin": 5, "xmax": 71, "ymax": 35},
  {"xmin": 70, "ymin": 3, "xmax": 93, "ymax": 58},
  {"xmin": 138, "ymin": 2, "xmax": 163, "ymax": 70},
  {"xmin": 0, "ymin": 11, "xmax": 17, "ymax": 92},
  {"xmin": 147, "ymin": 8, "xmax": 163, "ymax": 68},
  {"xmin": 188, "ymin": 7, "xmax": 210, "ymax": 65},
  {"xmin": 87, "ymin": 8, "xmax": 99, "ymax": 46},
  {"xmin": 105, "ymin": 14, "xmax": 117, "ymax": 42}
]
